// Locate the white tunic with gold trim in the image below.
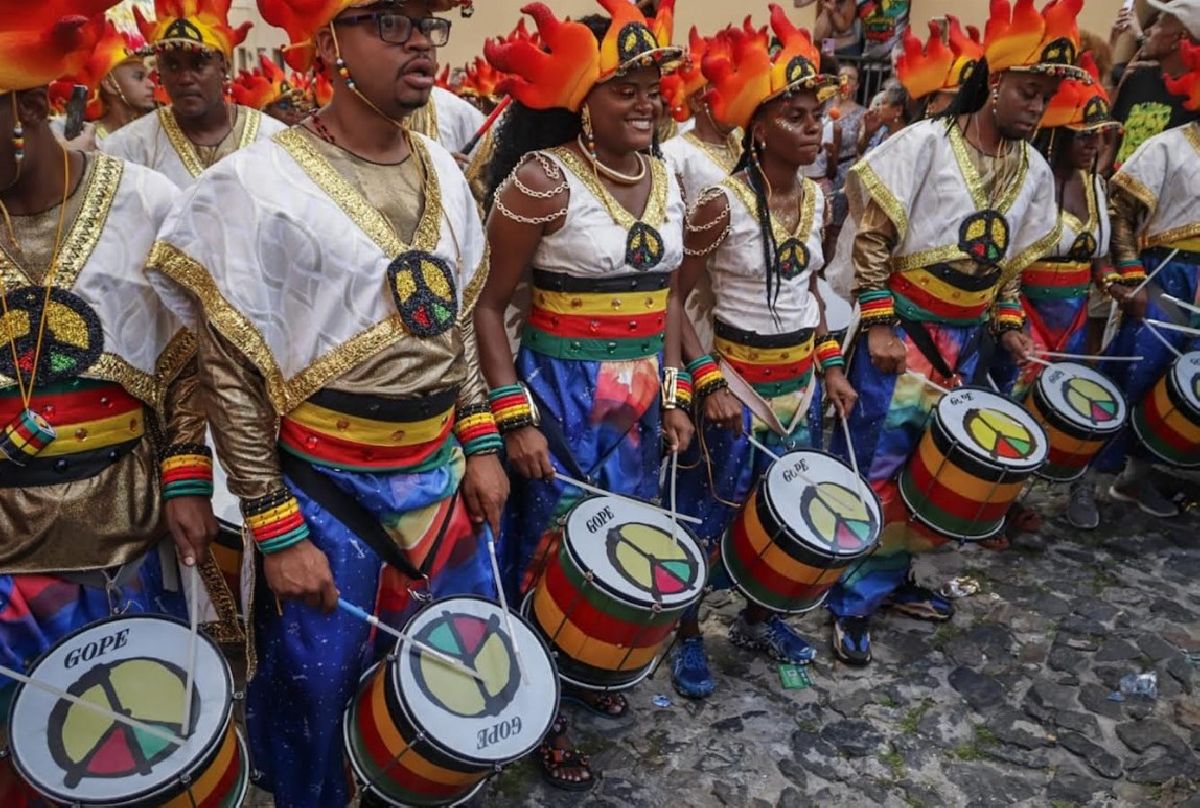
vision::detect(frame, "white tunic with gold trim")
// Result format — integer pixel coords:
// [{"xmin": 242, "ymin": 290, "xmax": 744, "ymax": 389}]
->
[{"xmin": 1110, "ymin": 122, "xmax": 1200, "ymax": 250}]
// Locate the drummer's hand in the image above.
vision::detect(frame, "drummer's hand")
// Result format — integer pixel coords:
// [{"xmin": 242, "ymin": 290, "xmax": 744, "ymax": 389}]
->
[
  {"xmin": 662, "ymin": 407, "xmax": 695, "ymax": 454},
  {"xmin": 165, "ymin": 496, "xmax": 218, "ymax": 568},
  {"xmin": 463, "ymin": 453, "xmax": 509, "ymax": 534},
  {"xmin": 263, "ymin": 540, "xmax": 339, "ymax": 613},
  {"xmin": 703, "ymin": 387, "xmax": 744, "ymax": 434},
  {"xmin": 1002, "ymin": 329, "xmax": 1035, "ymax": 363},
  {"xmin": 453, "ymin": 152, "xmax": 471, "ymax": 170},
  {"xmin": 1110, "ymin": 284, "xmax": 1148, "ymax": 319},
  {"xmin": 504, "ymin": 425, "xmax": 555, "ymax": 480},
  {"xmin": 867, "ymin": 325, "xmax": 906, "ymax": 375},
  {"xmin": 823, "ymin": 367, "xmax": 859, "ymax": 419}
]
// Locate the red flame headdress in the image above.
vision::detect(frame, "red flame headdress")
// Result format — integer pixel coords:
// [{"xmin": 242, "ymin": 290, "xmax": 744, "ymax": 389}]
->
[
  {"xmin": 135, "ymin": 0, "xmax": 251, "ymax": 59},
  {"xmin": 984, "ymin": 0, "xmax": 1089, "ymax": 82},
  {"xmin": 1040, "ymin": 53, "xmax": 1118, "ymax": 130},
  {"xmin": 1164, "ymin": 39, "xmax": 1200, "ymax": 113},
  {"xmin": 50, "ymin": 21, "xmax": 148, "ymax": 119},
  {"xmin": 895, "ymin": 16, "xmax": 984, "ymax": 101},
  {"xmin": 1, "ymin": 0, "xmax": 121, "ymax": 94},
  {"xmin": 661, "ymin": 26, "xmax": 738, "ymax": 123},
  {"xmin": 230, "ymin": 54, "xmax": 303, "ymax": 110}
]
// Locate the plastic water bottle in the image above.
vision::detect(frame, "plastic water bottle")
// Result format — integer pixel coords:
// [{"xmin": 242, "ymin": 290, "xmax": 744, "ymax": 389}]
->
[{"xmin": 1118, "ymin": 672, "xmax": 1158, "ymax": 699}]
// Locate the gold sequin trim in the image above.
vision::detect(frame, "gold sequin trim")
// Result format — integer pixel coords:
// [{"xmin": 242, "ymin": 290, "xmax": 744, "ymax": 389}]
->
[
  {"xmin": 460, "ymin": 243, "xmax": 490, "ymax": 316},
  {"xmin": 240, "ymin": 107, "xmax": 261, "ymax": 150},
  {"xmin": 158, "ymin": 107, "xmax": 205, "ymax": 179},
  {"xmin": 151, "ymin": 327, "xmax": 198, "ymax": 414},
  {"xmin": 545, "ymin": 146, "xmax": 669, "ymax": 230},
  {"xmin": 997, "ymin": 219, "xmax": 1064, "ymax": 291},
  {"xmin": 1059, "ymin": 169, "xmax": 1097, "ymax": 241},
  {"xmin": 199, "ymin": 550, "xmax": 246, "ymax": 646},
  {"xmin": 1144, "ymin": 222, "xmax": 1200, "ymax": 249},
  {"xmin": 682, "ymin": 130, "xmax": 741, "ymax": 174},
  {"xmin": 85, "ymin": 353, "xmax": 158, "ymax": 408},
  {"xmin": 947, "ymin": 122, "xmax": 1029, "ymax": 214},
  {"xmin": 407, "ymin": 96, "xmax": 440, "ymax": 142},
  {"xmin": 851, "ymin": 161, "xmax": 909, "ymax": 241},
  {"xmin": 721, "ymin": 175, "xmax": 818, "ymax": 246},
  {"xmin": 1110, "ymin": 171, "xmax": 1158, "ymax": 218},
  {"xmin": 891, "ymin": 245, "xmax": 973, "ymax": 272}
]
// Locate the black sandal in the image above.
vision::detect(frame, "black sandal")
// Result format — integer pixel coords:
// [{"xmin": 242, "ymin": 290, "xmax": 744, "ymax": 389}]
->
[{"xmin": 539, "ymin": 718, "xmax": 596, "ymax": 792}]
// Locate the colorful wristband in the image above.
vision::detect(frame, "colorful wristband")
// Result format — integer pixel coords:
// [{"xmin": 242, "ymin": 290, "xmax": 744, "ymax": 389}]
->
[
  {"xmin": 160, "ymin": 443, "xmax": 214, "ymax": 501},
  {"xmin": 1116, "ymin": 259, "xmax": 1147, "ymax": 286},
  {"xmin": 815, "ymin": 336, "xmax": 845, "ymax": 372},
  {"xmin": 661, "ymin": 367, "xmax": 692, "ymax": 410},
  {"xmin": 243, "ymin": 490, "xmax": 310, "ymax": 554},
  {"xmin": 858, "ymin": 289, "xmax": 897, "ymax": 328},
  {"xmin": 455, "ymin": 403, "xmax": 503, "ymax": 456},
  {"xmin": 488, "ymin": 383, "xmax": 540, "ymax": 434},
  {"xmin": 993, "ymin": 300, "xmax": 1025, "ymax": 333},
  {"xmin": 686, "ymin": 355, "xmax": 727, "ymax": 397},
  {"xmin": 676, "ymin": 371, "xmax": 693, "ymax": 409}
]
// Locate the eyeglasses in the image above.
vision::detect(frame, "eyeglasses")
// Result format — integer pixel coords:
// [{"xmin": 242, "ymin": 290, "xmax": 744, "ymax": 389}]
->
[{"xmin": 333, "ymin": 13, "xmax": 451, "ymax": 47}]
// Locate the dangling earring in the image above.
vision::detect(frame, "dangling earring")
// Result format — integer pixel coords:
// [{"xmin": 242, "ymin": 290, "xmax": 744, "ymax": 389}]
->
[
  {"xmin": 335, "ymin": 57, "xmax": 356, "ymax": 90},
  {"xmin": 991, "ymin": 87, "xmax": 1000, "ymax": 119},
  {"xmin": 581, "ymin": 104, "xmax": 596, "ymax": 158},
  {"xmin": 10, "ymin": 96, "xmax": 23, "ymax": 165}
]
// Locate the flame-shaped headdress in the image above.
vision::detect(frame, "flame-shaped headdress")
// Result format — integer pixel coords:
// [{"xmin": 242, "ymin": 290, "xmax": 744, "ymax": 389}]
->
[
  {"xmin": 231, "ymin": 54, "xmax": 303, "ymax": 109},
  {"xmin": 459, "ymin": 57, "xmax": 504, "ymax": 101},
  {"xmin": 50, "ymin": 21, "xmax": 149, "ymax": 119},
  {"xmin": 895, "ymin": 16, "xmax": 984, "ymax": 101},
  {"xmin": 1164, "ymin": 39, "xmax": 1200, "ymax": 113},
  {"xmin": 1039, "ymin": 53, "xmax": 1118, "ymax": 130},
  {"xmin": 661, "ymin": 26, "xmax": 737, "ymax": 123},
  {"xmin": 135, "ymin": 0, "xmax": 250, "ymax": 59},
  {"xmin": 1, "ymin": 0, "xmax": 120, "ymax": 94},
  {"xmin": 484, "ymin": 0, "xmax": 680, "ymax": 113},
  {"xmin": 984, "ymin": 0, "xmax": 1089, "ymax": 81},
  {"xmin": 258, "ymin": 0, "xmax": 473, "ymax": 72},
  {"xmin": 702, "ymin": 4, "xmax": 838, "ymax": 132}
]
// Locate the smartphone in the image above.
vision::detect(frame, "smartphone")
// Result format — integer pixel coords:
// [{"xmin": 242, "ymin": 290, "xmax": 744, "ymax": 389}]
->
[
  {"xmin": 821, "ymin": 37, "xmax": 837, "ymax": 54},
  {"xmin": 63, "ymin": 85, "xmax": 88, "ymax": 142}
]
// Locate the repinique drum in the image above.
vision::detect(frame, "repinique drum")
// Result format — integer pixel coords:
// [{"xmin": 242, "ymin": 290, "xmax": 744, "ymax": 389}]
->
[
  {"xmin": 1025, "ymin": 361, "xmax": 1127, "ymax": 481},
  {"xmin": 345, "ymin": 596, "xmax": 557, "ymax": 807},
  {"xmin": 525, "ymin": 495, "xmax": 706, "ymax": 691},
  {"xmin": 722, "ymin": 449, "xmax": 881, "ymax": 613},
  {"xmin": 817, "ymin": 277, "xmax": 853, "ymax": 347},
  {"xmin": 899, "ymin": 387, "xmax": 1048, "ymax": 541},
  {"xmin": 1131, "ymin": 350, "xmax": 1200, "ymax": 468},
  {"xmin": 7, "ymin": 615, "xmax": 247, "ymax": 808}
]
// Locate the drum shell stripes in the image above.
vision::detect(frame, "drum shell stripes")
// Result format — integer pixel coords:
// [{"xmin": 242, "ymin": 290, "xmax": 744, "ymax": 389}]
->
[
  {"xmin": 1024, "ymin": 362, "xmax": 1128, "ymax": 481},
  {"xmin": 1131, "ymin": 351, "xmax": 1200, "ymax": 468}
]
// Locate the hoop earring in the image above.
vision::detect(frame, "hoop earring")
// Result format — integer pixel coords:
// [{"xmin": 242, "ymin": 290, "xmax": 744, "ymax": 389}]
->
[{"xmin": 581, "ymin": 104, "xmax": 596, "ymax": 158}]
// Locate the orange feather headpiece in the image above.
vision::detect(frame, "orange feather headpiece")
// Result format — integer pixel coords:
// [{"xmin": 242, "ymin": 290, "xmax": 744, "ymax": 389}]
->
[
  {"xmin": 0, "ymin": 0, "xmax": 121, "ymax": 94},
  {"xmin": 702, "ymin": 5, "xmax": 839, "ymax": 132},
  {"xmin": 895, "ymin": 16, "xmax": 983, "ymax": 101},
  {"xmin": 661, "ymin": 27, "xmax": 735, "ymax": 123},
  {"xmin": 484, "ymin": 0, "xmax": 681, "ymax": 113},
  {"xmin": 459, "ymin": 57, "xmax": 504, "ymax": 101},
  {"xmin": 50, "ymin": 21, "xmax": 149, "ymax": 120},
  {"xmin": 258, "ymin": 0, "xmax": 474, "ymax": 72},
  {"xmin": 1164, "ymin": 39, "xmax": 1200, "ymax": 113},
  {"xmin": 1039, "ymin": 53, "xmax": 1118, "ymax": 130},
  {"xmin": 984, "ymin": 0, "xmax": 1089, "ymax": 82},
  {"xmin": 135, "ymin": 0, "xmax": 251, "ymax": 59},
  {"xmin": 231, "ymin": 54, "xmax": 302, "ymax": 109}
]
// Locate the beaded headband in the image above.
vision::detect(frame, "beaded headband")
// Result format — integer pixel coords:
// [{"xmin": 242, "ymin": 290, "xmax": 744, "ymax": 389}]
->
[
  {"xmin": 135, "ymin": 0, "xmax": 251, "ymax": 60},
  {"xmin": 984, "ymin": 0, "xmax": 1089, "ymax": 83}
]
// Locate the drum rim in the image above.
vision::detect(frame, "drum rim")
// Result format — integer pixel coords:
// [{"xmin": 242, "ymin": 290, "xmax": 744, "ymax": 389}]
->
[
  {"xmin": 934, "ymin": 386, "xmax": 1049, "ymax": 470},
  {"xmin": 560, "ymin": 495, "xmax": 707, "ymax": 612},
  {"xmin": 388, "ymin": 595, "xmax": 561, "ymax": 768},
  {"xmin": 1031, "ymin": 361, "xmax": 1128, "ymax": 436},
  {"xmin": 718, "ymin": 530, "xmax": 831, "ymax": 615},
  {"xmin": 7, "ymin": 613, "xmax": 235, "ymax": 807},
  {"xmin": 759, "ymin": 448, "xmax": 884, "ymax": 561},
  {"xmin": 1170, "ymin": 351, "xmax": 1200, "ymax": 412}
]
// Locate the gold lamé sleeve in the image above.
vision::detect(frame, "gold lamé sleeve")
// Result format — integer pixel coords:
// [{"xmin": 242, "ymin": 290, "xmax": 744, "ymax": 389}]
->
[
  {"xmin": 199, "ymin": 321, "xmax": 283, "ymax": 501},
  {"xmin": 162, "ymin": 353, "xmax": 207, "ymax": 447},
  {"xmin": 850, "ymin": 196, "xmax": 898, "ymax": 298},
  {"xmin": 456, "ymin": 313, "xmax": 489, "ymax": 410},
  {"xmin": 1108, "ymin": 185, "xmax": 1147, "ymax": 267}
]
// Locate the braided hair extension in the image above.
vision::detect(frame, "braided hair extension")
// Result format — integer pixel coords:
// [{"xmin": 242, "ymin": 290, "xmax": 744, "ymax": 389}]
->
[
  {"xmin": 732, "ymin": 122, "xmax": 784, "ymax": 322},
  {"xmin": 935, "ymin": 56, "xmax": 990, "ymax": 124}
]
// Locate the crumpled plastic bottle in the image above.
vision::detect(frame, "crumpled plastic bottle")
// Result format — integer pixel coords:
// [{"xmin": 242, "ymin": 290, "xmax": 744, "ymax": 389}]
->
[{"xmin": 1118, "ymin": 672, "xmax": 1158, "ymax": 699}]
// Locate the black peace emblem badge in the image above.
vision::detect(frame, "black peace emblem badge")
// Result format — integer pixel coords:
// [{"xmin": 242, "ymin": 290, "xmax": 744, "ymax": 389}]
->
[
  {"xmin": 0, "ymin": 286, "xmax": 103, "ymax": 386},
  {"xmin": 775, "ymin": 238, "xmax": 810, "ymax": 280},
  {"xmin": 625, "ymin": 222, "xmax": 665, "ymax": 271},
  {"xmin": 617, "ymin": 23, "xmax": 659, "ymax": 64},
  {"xmin": 958, "ymin": 210, "xmax": 1010, "ymax": 266},
  {"xmin": 386, "ymin": 250, "xmax": 459, "ymax": 338}
]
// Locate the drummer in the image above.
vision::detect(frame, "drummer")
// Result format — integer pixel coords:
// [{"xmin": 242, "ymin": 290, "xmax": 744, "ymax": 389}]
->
[
  {"xmin": 669, "ymin": 6, "xmax": 858, "ymax": 700},
  {"xmin": 478, "ymin": 0, "xmax": 692, "ymax": 790},
  {"xmin": 825, "ymin": 0, "xmax": 1077, "ymax": 666},
  {"xmin": 1093, "ymin": 43, "xmax": 1200, "ymax": 519},
  {"xmin": 0, "ymin": 0, "xmax": 204, "ymax": 749},
  {"xmin": 990, "ymin": 54, "xmax": 1122, "ymax": 530}
]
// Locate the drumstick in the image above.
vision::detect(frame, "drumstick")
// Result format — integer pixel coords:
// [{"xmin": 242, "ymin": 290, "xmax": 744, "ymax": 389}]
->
[
  {"xmin": 481, "ymin": 524, "xmax": 525, "ymax": 680},
  {"xmin": 0, "ymin": 663, "xmax": 185, "ymax": 746},
  {"xmin": 664, "ymin": 449, "xmax": 687, "ymax": 550},
  {"xmin": 903, "ymin": 371, "xmax": 952, "ymax": 396},
  {"xmin": 746, "ymin": 432, "xmax": 780, "ymax": 460},
  {"xmin": 747, "ymin": 431, "xmax": 865, "ymax": 513},
  {"xmin": 553, "ymin": 472, "xmax": 703, "ymax": 526},
  {"xmin": 182, "ymin": 562, "xmax": 199, "ymax": 736},
  {"xmin": 1146, "ymin": 318, "xmax": 1200, "ymax": 338},
  {"xmin": 1129, "ymin": 250, "xmax": 1178, "ymax": 296},
  {"xmin": 836, "ymin": 411, "xmax": 871, "ymax": 505},
  {"xmin": 1162, "ymin": 294, "xmax": 1200, "ymax": 317},
  {"xmin": 1023, "ymin": 355, "xmax": 1054, "ymax": 368},
  {"xmin": 1038, "ymin": 350, "xmax": 1144, "ymax": 362},
  {"xmin": 1143, "ymin": 320, "xmax": 1188, "ymax": 358},
  {"xmin": 336, "ymin": 599, "xmax": 485, "ymax": 683},
  {"xmin": 1102, "ymin": 250, "xmax": 1178, "ymax": 350}
]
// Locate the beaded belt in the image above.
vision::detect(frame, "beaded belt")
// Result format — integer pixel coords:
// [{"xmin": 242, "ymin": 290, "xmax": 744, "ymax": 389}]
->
[
  {"xmin": 522, "ymin": 269, "xmax": 669, "ymax": 361},
  {"xmin": 1021, "ymin": 260, "xmax": 1091, "ymax": 302},
  {"xmin": 713, "ymin": 321, "xmax": 815, "ymax": 399},
  {"xmin": 889, "ymin": 263, "xmax": 1001, "ymax": 325},
  {"xmin": 279, "ymin": 387, "xmax": 459, "ymax": 473}
]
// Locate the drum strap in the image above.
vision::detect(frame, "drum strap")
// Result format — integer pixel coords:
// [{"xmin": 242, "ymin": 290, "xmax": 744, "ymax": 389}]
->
[
  {"xmin": 523, "ymin": 385, "xmax": 590, "ymax": 481},
  {"xmin": 60, "ymin": 555, "xmax": 148, "ymax": 592},
  {"xmin": 899, "ymin": 318, "xmax": 989, "ymax": 384}
]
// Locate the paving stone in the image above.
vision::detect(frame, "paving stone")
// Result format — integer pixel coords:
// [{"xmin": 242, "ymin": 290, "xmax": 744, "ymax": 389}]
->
[
  {"xmin": 1138, "ymin": 633, "xmax": 1183, "ymax": 663},
  {"xmin": 1094, "ymin": 638, "xmax": 1142, "ymax": 662},
  {"xmin": 1116, "ymin": 719, "xmax": 1189, "ymax": 755},
  {"xmin": 1058, "ymin": 731, "xmax": 1125, "ymax": 780},
  {"xmin": 819, "ymin": 720, "xmax": 884, "ymax": 758},
  {"xmin": 1046, "ymin": 769, "xmax": 1109, "ymax": 805},
  {"xmin": 948, "ymin": 666, "xmax": 1004, "ymax": 712}
]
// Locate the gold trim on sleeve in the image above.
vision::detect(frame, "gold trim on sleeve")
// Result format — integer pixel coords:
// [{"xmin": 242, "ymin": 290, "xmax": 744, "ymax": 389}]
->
[
  {"xmin": 240, "ymin": 107, "xmax": 262, "ymax": 149},
  {"xmin": 545, "ymin": 146, "xmax": 668, "ymax": 230},
  {"xmin": 1110, "ymin": 171, "xmax": 1158, "ymax": 219},
  {"xmin": 158, "ymin": 107, "xmax": 205, "ymax": 179},
  {"xmin": 850, "ymin": 161, "xmax": 909, "ymax": 242}
]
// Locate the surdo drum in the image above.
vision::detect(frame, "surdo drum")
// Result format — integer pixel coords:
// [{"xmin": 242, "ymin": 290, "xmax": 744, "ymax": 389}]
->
[
  {"xmin": 1024, "ymin": 361, "xmax": 1127, "ymax": 481},
  {"xmin": 1131, "ymin": 351, "xmax": 1200, "ymax": 468}
]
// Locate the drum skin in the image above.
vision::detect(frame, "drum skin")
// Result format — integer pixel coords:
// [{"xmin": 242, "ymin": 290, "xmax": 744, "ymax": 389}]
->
[
  {"xmin": 1132, "ymin": 352, "xmax": 1200, "ymax": 468},
  {"xmin": 1025, "ymin": 362, "xmax": 1127, "ymax": 481}
]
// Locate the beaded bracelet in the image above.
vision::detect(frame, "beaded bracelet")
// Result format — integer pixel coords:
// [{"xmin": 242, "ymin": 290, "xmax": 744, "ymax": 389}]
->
[
  {"xmin": 243, "ymin": 489, "xmax": 310, "ymax": 554},
  {"xmin": 676, "ymin": 372, "xmax": 694, "ymax": 409},
  {"xmin": 455, "ymin": 403, "xmax": 503, "ymax": 456},
  {"xmin": 160, "ymin": 443, "xmax": 214, "ymax": 501},
  {"xmin": 686, "ymin": 355, "xmax": 728, "ymax": 398},
  {"xmin": 661, "ymin": 367, "xmax": 692, "ymax": 410},
  {"xmin": 1100, "ymin": 271, "xmax": 1122, "ymax": 290},
  {"xmin": 993, "ymin": 300, "xmax": 1026, "ymax": 333},
  {"xmin": 815, "ymin": 336, "xmax": 845, "ymax": 373},
  {"xmin": 858, "ymin": 289, "xmax": 897, "ymax": 329},
  {"xmin": 487, "ymin": 383, "xmax": 541, "ymax": 434},
  {"xmin": 1116, "ymin": 259, "xmax": 1147, "ymax": 286}
]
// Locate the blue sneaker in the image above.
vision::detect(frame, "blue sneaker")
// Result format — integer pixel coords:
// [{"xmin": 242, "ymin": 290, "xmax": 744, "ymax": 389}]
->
[
  {"xmin": 671, "ymin": 636, "xmax": 715, "ymax": 699},
  {"xmin": 832, "ymin": 616, "xmax": 871, "ymax": 666},
  {"xmin": 886, "ymin": 582, "xmax": 954, "ymax": 621},
  {"xmin": 728, "ymin": 612, "xmax": 817, "ymax": 664}
]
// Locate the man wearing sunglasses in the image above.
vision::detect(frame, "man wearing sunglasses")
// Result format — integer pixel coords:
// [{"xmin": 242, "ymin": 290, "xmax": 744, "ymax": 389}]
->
[{"xmin": 147, "ymin": 2, "xmax": 506, "ymax": 806}]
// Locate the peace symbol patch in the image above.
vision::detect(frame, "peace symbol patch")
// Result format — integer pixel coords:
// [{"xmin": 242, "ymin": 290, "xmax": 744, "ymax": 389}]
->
[
  {"xmin": 775, "ymin": 238, "xmax": 810, "ymax": 280},
  {"xmin": 0, "ymin": 286, "xmax": 103, "ymax": 385},
  {"xmin": 625, "ymin": 222, "xmax": 665, "ymax": 271},
  {"xmin": 386, "ymin": 250, "xmax": 458, "ymax": 338},
  {"xmin": 958, "ymin": 210, "xmax": 1010, "ymax": 266}
]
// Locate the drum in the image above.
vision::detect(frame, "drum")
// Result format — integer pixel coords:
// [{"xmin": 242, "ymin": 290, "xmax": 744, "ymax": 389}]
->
[
  {"xmin": 7, "ymin": 615, "xmax": 247, "ymax": 808},
  {"xmin": 344, "ymin": 596, "xmax": 557, "ymax": 807},
  {"xmin": 1131, "ymin": 350, "xmax": 1200, "ymax": 468},
  {"xmin": 1024, "ymin": 361, "xmax": 1127, "ymax": 481},
  {"xmin": 899, "ymin": 387, "xmax": 1048, "ymax": 541},
  {"xmin": 722, "ymin": 450, "xmax": 881, "ymax": 614},
  {"xmin": 525, "ymin": 495, "xmax": 706, "ymax": 691},
  {"xmin": 817, "ymin": 277, "xmax": 853, "ymax": 347}
]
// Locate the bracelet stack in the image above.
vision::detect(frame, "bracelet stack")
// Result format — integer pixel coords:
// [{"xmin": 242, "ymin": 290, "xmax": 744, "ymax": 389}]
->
[
  {"xmin": 661, "ymin": 367, "xmax": 693, "ymax": 410},
  {"xmin": 160, "ymin": 443, "xmax": 214, "ymax": 501},
  {"xmin": 488, "ymin": 383, "xmax": 540, "ymax": 434},
  {"xmin": 858, "ymin": 289, "xmax": 896, "ymax": 329},
  {"xmin": 687, "ymin": 355, "xmax": 728, "ymax": 398},
  {"xmin": 1116, "ymin": 259, "xmax": 1147, "ymax": 286},
  {"xmin": 993, "ymin": 300, "xmax": 1025, "ymax": 333},
  {"xmin": 454, "ymin": 403, "xmax": 503, "ymax": 456},
  {"xmin": 815, "ymin": 336, "xmax": 845, "ymax": 373},
  {"xmin": 244, "ymin": 489, "xmax": 310, "ymax": 555}
]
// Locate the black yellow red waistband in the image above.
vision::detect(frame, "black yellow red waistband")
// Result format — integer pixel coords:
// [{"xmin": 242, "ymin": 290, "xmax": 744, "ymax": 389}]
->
[
  {"xmin": 0, "ymin": 379, "xmax": 145, "ymax": 458},
  {"xmin": 1021, "ymin": 260, "xmax": 1091, "ymax": 301},
  {"xmin": 713, "ymin": 320, "xmax": 815, "ymax": 398},
  {"xmin": 889, "ymin": 263, "xmax": 1001, "ymax": 325}
]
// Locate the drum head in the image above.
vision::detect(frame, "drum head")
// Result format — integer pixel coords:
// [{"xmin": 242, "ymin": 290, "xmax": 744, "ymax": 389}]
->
[
  {"xmin": 817, "ymin": 278, "xmax": 852, "ymax": 334},
  {"xmin": 1171, "ymin": 351, "xmax": 1200, "ymax": 412},
  {"xmin": 763, "ymin": 450, "xmax": 882, "ymax": 559},
  {"xmin": 562, "ymin": 496, "xmax": 707, "ymax": 611},
  {"xmin": 1036, "ymin": 361, "xmax": 1127, "ymax": 434},
  {"xmin": 9, "ymin": 615, "xmax": 233, "ymax": 807},
  {"xmin": 936, "ymin": 387, "xmax": 1048, "ymax": 471},
  {"xmin": 394, "ymin": 596, "xmax": 558, "ymax": 767}
]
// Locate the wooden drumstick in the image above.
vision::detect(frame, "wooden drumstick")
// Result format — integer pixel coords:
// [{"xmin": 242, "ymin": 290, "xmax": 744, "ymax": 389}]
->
[
  {"xmin": 481, "ymin": 524, "xmax": 525, "ymax": 680},
  {"xmin": 182, "ymin": 562, "xmax": 199, "ymax": 736},
  {"xmin": 0, "ymin": 663, "xmax": 185, "ymax": 746},
  {"xmin": 1163, "ymin": 294, "xmax": 1200, "ymax": 317},
  {"xmin": 553, "ymin": 472, "xmax": 703, "ymax": 526},
  {"xmin": 1145, "ymin": 318, "xmax": 1200, "ymax": 338},
  {"xmin": 1143, "ymin": 320, "xmax": 1185, "ymax": 358},
  {"xmin": 837, "ymin": 411, "xmax": 872, "ymax": 504},
  {"xmin": 1102, "ymin": 249, "xmax": 1178, "ymax": 350},
  {"xmin": 1038, "ymin": 350, "xmax": 1144, "ymax": 362},
  {"xmin": 336, "ymin": 599, "xmax": 486, "ymax": 683},
  {"xmin": 1024, "ymin": 355, "xmax": 1054, "ymax": 368},
  {"xmin": 903, "ymin": 371, "xmax": 952, "ymax": 396}
]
